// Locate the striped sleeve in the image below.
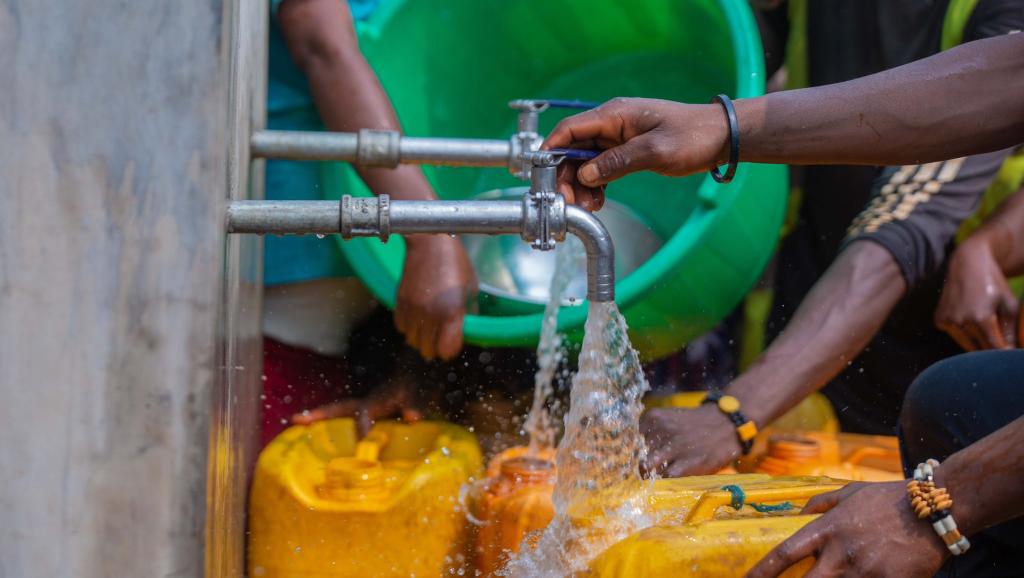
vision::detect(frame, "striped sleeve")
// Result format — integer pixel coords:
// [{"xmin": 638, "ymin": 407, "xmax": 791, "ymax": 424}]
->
[{"xmin": 843, "ymin": 148, "xmax": 1014, "ymax": 290}]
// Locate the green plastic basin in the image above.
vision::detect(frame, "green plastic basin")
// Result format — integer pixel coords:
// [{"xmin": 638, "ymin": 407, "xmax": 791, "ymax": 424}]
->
[{"xmin": 325, "ymin": 0, "xmax": 787, "ymax": 360}]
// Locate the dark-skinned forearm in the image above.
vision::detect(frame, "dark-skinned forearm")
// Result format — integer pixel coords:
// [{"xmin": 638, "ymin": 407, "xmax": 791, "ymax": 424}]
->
[
  {"xmin": 277, "ymin": 0, "xmax": 436, "ymax": 202},
  {"xmin": 728, "ymin": 242, "xmax": 907, "ymax": 427},
  {"xmin": 733, "ymin": 34, "xmax": 1024, "ymax": 167},
  {"xmin": 935, "ymin": 416, "xmax": 1024, "ymax": 537},
  {"xmin": 964, "ymin": 189, "xmax": 1024, "ymax": 277}
]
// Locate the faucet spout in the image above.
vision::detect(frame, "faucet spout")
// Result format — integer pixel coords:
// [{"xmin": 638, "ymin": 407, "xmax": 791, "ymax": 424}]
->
[{"xmin": 566, "ymin": 205, "xmax": 615, "ymax": 303}]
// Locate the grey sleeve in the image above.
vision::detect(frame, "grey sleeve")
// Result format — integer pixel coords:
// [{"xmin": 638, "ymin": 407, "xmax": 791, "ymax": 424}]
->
[{"xmin": 843, "ymin": 148, "xmax": 1016, "ymax": 290}]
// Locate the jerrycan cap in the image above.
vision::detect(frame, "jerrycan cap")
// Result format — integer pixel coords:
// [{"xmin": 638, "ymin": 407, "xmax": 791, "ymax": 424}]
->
[
  {"xmin": 321, "ymin": 457, "xmax": 390, "ymax": 501},
  {"xmin": 500, "ymin": 456, "xmax": 556, "ymax": 485}
]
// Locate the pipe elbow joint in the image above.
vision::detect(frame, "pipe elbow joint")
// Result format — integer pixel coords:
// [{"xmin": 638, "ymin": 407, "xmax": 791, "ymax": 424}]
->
[{"xmin": 565, "ymin": 205, "xmax": 615, "ymax": 303}]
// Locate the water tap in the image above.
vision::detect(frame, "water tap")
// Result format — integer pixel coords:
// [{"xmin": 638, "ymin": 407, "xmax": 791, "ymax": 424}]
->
[{"xmin": 507, "ymin": 99, "xmax": 598, "ymax": 179}]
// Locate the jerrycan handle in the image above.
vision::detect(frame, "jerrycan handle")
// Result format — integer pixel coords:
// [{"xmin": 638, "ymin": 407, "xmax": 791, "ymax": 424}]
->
[
  {"xmin": 844, "ymin": 446, "xmax": 901, "ymax": 467},
  {"xmin": 355, "ymin": 430, "xmax": 389, "ymax": 462},
  {"xmin": 686, "ymin": 483, "xmax": 845, "ymax": 524}
]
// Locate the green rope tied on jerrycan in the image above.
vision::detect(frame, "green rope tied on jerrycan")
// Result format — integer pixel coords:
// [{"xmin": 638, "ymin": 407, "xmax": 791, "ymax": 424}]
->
[{"xmin": 720, "ymin": 484, "xmax": 795, "ymax": 514}]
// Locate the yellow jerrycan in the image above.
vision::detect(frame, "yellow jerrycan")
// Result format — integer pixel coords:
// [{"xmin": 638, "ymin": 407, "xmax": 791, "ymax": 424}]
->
[
  {"xmin": 587, "ymin": 478, "xmax": 847, "ymax": 577},
  {"xmin": 248, "ymin": 418, "xmax": 483, "ymax": 578},
  {"xmin": 468, "ymin": 461, "xmax": 844, "ymax": 576}
]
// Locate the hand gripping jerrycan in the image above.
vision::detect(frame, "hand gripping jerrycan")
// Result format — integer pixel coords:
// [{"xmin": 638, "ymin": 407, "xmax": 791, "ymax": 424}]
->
[
  {"xmin": 584, "ymin": 476, "xmax": 850, "ymax": 577},
  {"xmin": 248, "ymin": 419, "xmax": 483, "ymax": 578},
  {"xmin": 468, "ymin": 447, "xmax": 845, "ymax": 577}
]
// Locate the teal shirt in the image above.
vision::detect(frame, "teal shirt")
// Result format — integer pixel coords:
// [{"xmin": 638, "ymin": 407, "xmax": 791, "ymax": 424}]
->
[{"xmin": 264, "ymin": 0, "xmax": 380, "ymax": 286}]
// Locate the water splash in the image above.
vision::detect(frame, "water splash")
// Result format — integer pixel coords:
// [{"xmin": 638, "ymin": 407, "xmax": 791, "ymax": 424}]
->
[
  {"xmin": 506, "ymin": 301, "xmax": 653, "ymax": 577},
  {"xmin": 524, "ymin": 239, "xmax": 583, "ymax": 454}
]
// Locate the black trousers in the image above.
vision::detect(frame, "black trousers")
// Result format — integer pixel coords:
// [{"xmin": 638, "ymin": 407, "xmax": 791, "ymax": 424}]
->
[{"xmin": 899, "ymin": 350, "xmax": 1024, "ymax": 578}]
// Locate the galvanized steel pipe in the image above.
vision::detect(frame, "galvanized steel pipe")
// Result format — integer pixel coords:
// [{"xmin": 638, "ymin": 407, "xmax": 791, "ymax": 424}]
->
[
  {"xmin": 566, "ymin": 205, "xmax": 615, "ymax": 303},
  {"xmin": 398, "ymin": 137, "xmax": 511, "ymax": 167},
  {"xmin": 250, "ymin": 130, "xmax": 359, "ymax": 161},
  {"xmin": 250, "ymin": 129, "xmax": 512, "ymax": 168},
  {"xmin": 226, "ymin": 200, "xmax": 341, "ymax": 235},
  {"xmin": 225, "ymin": 195, "xmax": 615, "ymax": 302},
  {"xmin": 388, "ymin": 200, "xmax": 524, "ymax": 234}
]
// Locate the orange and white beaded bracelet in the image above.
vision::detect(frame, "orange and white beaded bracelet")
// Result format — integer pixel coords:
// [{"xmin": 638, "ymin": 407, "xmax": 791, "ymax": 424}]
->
[{"xmin": 907, "ymin": 459, "xmax": 971, "ymax": 556}]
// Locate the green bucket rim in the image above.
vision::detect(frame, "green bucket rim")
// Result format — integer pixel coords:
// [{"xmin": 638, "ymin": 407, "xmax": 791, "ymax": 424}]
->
[{"xmin": 338, "ymin": 0, "xmax": 768, "ymax": 346}]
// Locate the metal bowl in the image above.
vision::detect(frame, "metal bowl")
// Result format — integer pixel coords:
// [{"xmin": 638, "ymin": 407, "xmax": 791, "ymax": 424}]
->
[{"xmin": 462, "ymin": 187, "xmax": 663, "ymax": 308}]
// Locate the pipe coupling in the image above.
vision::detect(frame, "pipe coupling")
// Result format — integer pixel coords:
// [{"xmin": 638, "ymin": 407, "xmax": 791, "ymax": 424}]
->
[
  {"xmin": 341, "ymin": 194, "xmax": 391, "ymax": 241},
  {"xmin": 521, "ymin": 191, "xmax": 567, "ymax": 251},
  {"xmin": 356, "ymin": 129, "xmax": 401, "ymax": 167}
]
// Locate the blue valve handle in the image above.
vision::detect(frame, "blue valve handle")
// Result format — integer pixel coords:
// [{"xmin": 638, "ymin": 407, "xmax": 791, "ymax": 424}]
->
[
  {"xmin": 548, "ymin": 148, "xmax": 601, "ymax": 161},
  {"xmin": 542, "ymin": 99, "xmax": 600, "ymax": 110}
]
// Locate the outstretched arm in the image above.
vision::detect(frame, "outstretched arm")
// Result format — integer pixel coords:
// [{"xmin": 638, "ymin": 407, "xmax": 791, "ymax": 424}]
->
[
  {"xmin": 738, "ymin": 34, "xmax": 1024, "ymax": 167},
  {"xmin": 643, "ymin": 242, "xmax": 905, "ymax": 475},
  {"xmin": 544, "ymin": 34, "xmax": 1024, "ymax": 199}
]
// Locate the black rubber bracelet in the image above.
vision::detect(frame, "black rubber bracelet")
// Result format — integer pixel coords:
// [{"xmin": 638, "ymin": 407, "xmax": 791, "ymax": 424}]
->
[{"xmin": 710, "ymin": 94, "xmax": 740, "ymax": 184}]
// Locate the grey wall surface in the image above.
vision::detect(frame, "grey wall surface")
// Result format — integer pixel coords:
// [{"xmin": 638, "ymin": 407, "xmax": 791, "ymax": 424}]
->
[
  {"xmin": 0, "ymin": 0, "xmax": 253, "ymax": 576},
  {"xmin": 207, "ymin": 0, "xmax": 267, "ymax": 575}
]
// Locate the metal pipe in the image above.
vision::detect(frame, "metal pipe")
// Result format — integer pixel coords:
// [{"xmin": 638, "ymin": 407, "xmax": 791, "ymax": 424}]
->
[
  {"xmin": 398, "ymin": 137, "xmax": 510, "ymax": 167},
  {"xmin": 250, "ymin": 130, "xmax": 358, "ymax": 161},
  {"xmin": 226, "ymin": 200, "xmax": 340, "ymax": 234},
  {"xmin": 249, "ymin": 129, "xmax": 511, "ymax": 168},
  {"xmin": 566, "ymin": 205, "xmax": 615, "ymax": 302},
  {"xmin": 389, "ymin": 200, "xmax": 524, "ymax": 234},
  {"xmin": 225, "ymin": 195, "xmax": 615, "ymax": 302}
]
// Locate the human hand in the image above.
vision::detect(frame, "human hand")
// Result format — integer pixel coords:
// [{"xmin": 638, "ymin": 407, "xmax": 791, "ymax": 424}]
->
[
  {"xmin": 542, "ymin": 97, "xmax": 729, "ymax": 209},
  {"xmin": 395, "ymin": 235, "xmax": 477, "ymax": 361},
  {"xmin": 640, "ymin": 405, "xmax": 742, "ymax": 477},
  {"xmin": 745, "ymin": 482, "xmax": 948, "ymax": 578},
  {"xmin": 935, "ymin": 239, "xmax": 1019, "ymax": 351},
  {"xmin": 292, "ymin": 378, "xmax": 423, "ymax": 436}
]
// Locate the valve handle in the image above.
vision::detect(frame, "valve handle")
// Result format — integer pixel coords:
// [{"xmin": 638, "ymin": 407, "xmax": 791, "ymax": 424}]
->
[
  {"xmin": 541, "ymin": 99, "xmax": 600, "ymax": 110},
  {"xmin": 547, "ymin": 148, "xmax": 600, "ymax": 161}
]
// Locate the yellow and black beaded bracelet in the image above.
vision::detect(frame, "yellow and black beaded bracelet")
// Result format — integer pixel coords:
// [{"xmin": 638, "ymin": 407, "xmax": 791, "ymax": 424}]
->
[{"xmin": 702, "ymin": 390, "xmax": 758, "ymax": 455}]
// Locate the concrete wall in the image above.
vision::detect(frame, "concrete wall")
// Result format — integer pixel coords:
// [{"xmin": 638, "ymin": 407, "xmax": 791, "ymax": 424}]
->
[
  {"xmin": 0, "ymin": 0, "xmax": 264, "ymax": 575},
  {"xmin": 207, "ymin": 0, "xmax": 267, "ymax": 575}
]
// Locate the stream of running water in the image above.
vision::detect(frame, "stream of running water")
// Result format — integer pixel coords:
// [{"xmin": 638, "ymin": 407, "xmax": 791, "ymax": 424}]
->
[{"xmin": 506, "ymin": 300, "xmax": 653, "ymax": 577}]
